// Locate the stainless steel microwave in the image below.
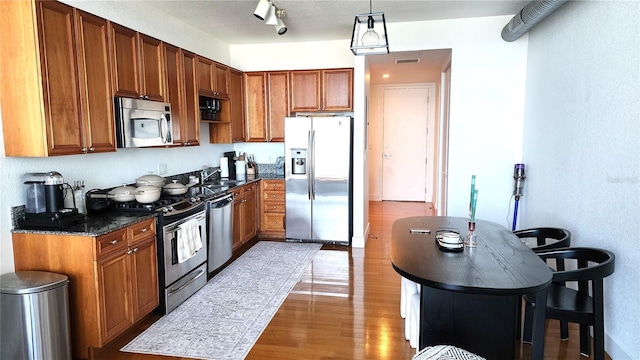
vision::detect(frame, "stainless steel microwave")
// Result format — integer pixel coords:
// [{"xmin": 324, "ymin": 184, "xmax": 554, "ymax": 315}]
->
[{"xmin": 115, "ymin": 97, "xmax": 172, "ymax": 148}]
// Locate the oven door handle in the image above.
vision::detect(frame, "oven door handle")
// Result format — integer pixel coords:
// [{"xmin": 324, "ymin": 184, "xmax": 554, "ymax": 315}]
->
[
  {"xmin": 167, "ymin": 268, "xmax": 206, "ymax": 296},
  {"xmin": 165, "ymin": 213, "xmax": 206, "ymax": 234}
]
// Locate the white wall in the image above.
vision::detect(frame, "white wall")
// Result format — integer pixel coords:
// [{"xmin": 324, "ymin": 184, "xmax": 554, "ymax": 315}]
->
[
  {"xmin": 521, "ymin": 1, "xmax": 639, "ymax": 358},
  {"xmin": 387, "ymin": 16, "xmax": 528, "ymax": 225}
]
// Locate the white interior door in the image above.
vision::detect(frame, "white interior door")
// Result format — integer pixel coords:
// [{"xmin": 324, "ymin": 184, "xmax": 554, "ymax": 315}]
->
[{"xmin": 382, "ymin": 87, "xmax": 429, "ymax": 201}]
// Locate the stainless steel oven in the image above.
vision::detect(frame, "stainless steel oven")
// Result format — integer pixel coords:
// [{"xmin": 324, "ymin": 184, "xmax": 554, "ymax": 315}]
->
[
  {"xmin": 159, "ymin": 201, "xmax": 207, "ymax": 314},
  {"xmin": 85, "ymin": 186, "xmax": 208, "ymax": 314}
]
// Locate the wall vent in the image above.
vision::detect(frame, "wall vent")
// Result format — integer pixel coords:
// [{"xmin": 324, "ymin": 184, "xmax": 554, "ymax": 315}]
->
[{"xmin": 395, "ymin": 58, "xmax": 420, "ymax": 64}]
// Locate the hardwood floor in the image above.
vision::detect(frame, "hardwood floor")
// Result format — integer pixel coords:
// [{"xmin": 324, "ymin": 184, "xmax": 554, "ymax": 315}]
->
[{"xmin": 95, "ymin": 201, "xmax": 610, "ymax": 360}]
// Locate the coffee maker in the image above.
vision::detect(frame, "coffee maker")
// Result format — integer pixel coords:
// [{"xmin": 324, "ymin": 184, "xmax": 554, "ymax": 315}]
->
[
  {"xmin": 223, "ymin": 151, "xmax": 237, "ymax": 180},
  {"xmin": 22, "ymin": 172, "xmax": 84, "ymax": 229}
]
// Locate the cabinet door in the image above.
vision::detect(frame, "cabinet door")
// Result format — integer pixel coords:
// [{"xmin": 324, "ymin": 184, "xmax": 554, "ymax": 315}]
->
[
  {"xmin": 75, "ymin": 10, "xmax": 116, "ymax": 153},
  {"xmin": 164, "ymin": 43, "xmax": 183, "ymax": 144},
  {"xmin": 97, "ymin": 250, "xmax": 132, "ymax": 342},
  {"xmin": 244, "ymin": 72, "xmax": 267, "ymax": 142},
  {"xmin": 197, "ymin": 56, "xmax": 215, "ymax": 96},
  {"xmin": 214, "ymin": 62, "xmax": 229, "ymax": 98},
  {"xmin": 130, "ymin": 237, "xmax": 159, "ymax": 322},
  {"xmin": 267, "ymin": 72, "xmax": 289, "ymax": 142},
  {"xmin": 110, "ymin": 23, "xmax": 140, "ymax": 99},
  {"xmin": 139, "ymin": 34, "xmax": 165, "ymax": 101},
  {"xmin": 232, "ymin": 189, "xmax": 244, "ymax": 250},
  {"xmin": 323, "ymin": 69, "xmax": 353, "ymax": 111},
  {"xmin": 242, "ymin": 184, "xmax": 258, "ymax": 241},
  {"xmin": 290, "ymin": 70, "xmax": 321, "ymax": 112},
  {"xmin": 36, "ymin": 1, "xmax": 84, "ymax": 156},
  {"xmin": 182, "ymin": 50, "xmax": 200, "ymax": 145},
  {"xmin": 229, "ymin": 69, "xmax": 245, "ymax": 142}
]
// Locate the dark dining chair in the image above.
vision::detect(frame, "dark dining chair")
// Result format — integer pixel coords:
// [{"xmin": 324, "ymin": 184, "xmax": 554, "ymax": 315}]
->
[
  {"xmin": 513, "ymin": 227, "xmax": 571, "ymax": 252},
  {"xmin": 514, "ymin": 227, "xmax": 571, "ymax": 338},
  {"xmin": 522, "ymin": 247, "xmax": 615, "ymax": 360}
]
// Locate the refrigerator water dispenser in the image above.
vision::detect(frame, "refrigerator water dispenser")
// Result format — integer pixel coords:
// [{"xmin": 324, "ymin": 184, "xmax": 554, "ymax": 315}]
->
[{"xmin": 291, "ymin": 148, "xmax": 307, "ymax": 175}]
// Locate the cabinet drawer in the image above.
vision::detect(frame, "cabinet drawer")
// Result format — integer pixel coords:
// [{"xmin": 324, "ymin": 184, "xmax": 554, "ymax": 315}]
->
[
  {"xmin": 262, "ymin": 179, "xmax": 284, "ymax": 191},
  {"xmin": 263, "ymin": 190, "xmax": 284, "ymax": 202},
  {"xmin": 262, "ymin": 201, "xmax": 285, "ymax": 213},
  {"xmin": 129, "ymin": 218, "xmax": 156, "ymax": 243},
  {"xmin": 96, "ymin": 228, "xmax": 128, "ymax": 257},
  {"xmin": 262, "ymin": 213, "xmax": 284, "ymax": 232}
]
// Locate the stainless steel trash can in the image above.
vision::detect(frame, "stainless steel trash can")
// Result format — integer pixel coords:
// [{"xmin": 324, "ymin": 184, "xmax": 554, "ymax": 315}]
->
[{"xmin": 1, "ymin": 271, "xmax": 71, "ymax": 360}]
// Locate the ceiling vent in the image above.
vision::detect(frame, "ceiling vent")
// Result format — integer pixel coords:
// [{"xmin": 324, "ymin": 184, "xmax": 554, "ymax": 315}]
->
[{"xmin": 395, "ymin": 58, "xmax": 420, "ymax": 64}]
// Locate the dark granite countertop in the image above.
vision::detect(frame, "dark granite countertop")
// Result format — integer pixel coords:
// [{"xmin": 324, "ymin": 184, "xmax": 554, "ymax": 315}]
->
[
  {"xmin": 12, "ymin": 213, "xmax": 156, "ymax": 237},
  {"xmin": 12, "ymin": 174, "xmax": 284, "ymax": 237}
]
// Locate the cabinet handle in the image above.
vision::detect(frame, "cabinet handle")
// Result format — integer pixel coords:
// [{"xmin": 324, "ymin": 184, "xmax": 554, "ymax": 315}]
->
[
  {"xmin": 272, "ymin": 206, "xmax": 277, "ymax": 209},
  {"xmin": 132, "ymin": 247, "xmax": 139, "ymax": 253},
  {"xmin": 141, "ymin": 228, "xmax": 147, "ymax": 233},
  {"xmin": 126, "ymin": 249, "xmax": 132, "ymax": 255},
  {"xmin": 272, "ymin": 195, "xmax": 277, "ymax": 198},
  {"xmin": 273, "ymin": 221, "xmax": 277, "ymax": 224},
  {"xmin": 89, "ymin": 147, "xmax": 95, "ymax": 152},
  {"xmin": 110, "ymin": 240, "xmax": 118, "ymax": 245},
  {"xmin": 81, "ymin": 147, "xmax": 88, "ymax": 153}
]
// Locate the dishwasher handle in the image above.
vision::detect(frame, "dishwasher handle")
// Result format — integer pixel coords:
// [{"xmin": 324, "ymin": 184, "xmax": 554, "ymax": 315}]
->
[{"xmin": 209, "ymin": 193, "xmax": 233, "ymax": 208}]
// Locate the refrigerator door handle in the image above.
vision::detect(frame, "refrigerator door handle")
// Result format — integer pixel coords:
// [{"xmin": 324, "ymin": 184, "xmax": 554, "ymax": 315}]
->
[
  {"xmin": 307, "ymin": 130, "xmax": 313, "ymax": 200},
  {"xmin": 310, "ymin": 129, "xmax": 316, "ymax": 200}
]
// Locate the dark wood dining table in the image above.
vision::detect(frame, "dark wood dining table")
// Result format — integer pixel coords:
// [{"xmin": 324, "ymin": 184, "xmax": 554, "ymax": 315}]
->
[{"xmin": 390, "ymin": 216, "xmax": 553, "ymax": 360}]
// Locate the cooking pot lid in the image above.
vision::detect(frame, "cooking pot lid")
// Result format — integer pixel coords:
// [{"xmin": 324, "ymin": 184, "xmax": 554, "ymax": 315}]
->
[
  {"xmin": 136, "ymin": 173, "xmax": 164, "ymax": 182},
  {"xmin": 108, "ymin": 185, "xmax": 136, "ymax": 195},
  {"xmin": 163, "ymin": 180, "xmax": 186, "ymax": 189}
]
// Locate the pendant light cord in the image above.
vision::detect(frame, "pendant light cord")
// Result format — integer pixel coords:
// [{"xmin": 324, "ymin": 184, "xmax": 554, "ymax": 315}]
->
[{"xmin": 369, "ymin": 0, "xmax": 373, "ymax": 13}]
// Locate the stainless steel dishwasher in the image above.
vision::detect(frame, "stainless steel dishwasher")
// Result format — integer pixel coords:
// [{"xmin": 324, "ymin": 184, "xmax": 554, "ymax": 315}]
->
[{"xmin": 207, "ymin": 193, "xmax": 234, "ymax": 275}]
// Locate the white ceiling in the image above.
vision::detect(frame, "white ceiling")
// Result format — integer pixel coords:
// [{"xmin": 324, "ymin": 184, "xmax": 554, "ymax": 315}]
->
[{"xmin": 143, "ymin": 0, "xmax": 528, "ymax": 80}]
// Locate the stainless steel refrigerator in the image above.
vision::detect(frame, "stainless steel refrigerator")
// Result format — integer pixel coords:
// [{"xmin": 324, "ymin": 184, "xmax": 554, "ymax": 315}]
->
[{"xmin": 285, "ymin": 115, "xmax": 353, "ymax": 245}]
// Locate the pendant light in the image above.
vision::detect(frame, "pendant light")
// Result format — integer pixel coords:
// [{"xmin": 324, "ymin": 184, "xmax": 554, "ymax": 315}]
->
[{"xmin": 350, "ymin": 0, "xmax": 389, "ymax": 55}]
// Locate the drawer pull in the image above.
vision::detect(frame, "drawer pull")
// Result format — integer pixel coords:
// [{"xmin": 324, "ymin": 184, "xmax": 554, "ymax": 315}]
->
[
  {"xmin": 141, "ymin": 228, "xmax": 148, "ymax": 233},
  {"xmin": 110, "ymin": 240, "xmax": 118, "ymax": 245}
]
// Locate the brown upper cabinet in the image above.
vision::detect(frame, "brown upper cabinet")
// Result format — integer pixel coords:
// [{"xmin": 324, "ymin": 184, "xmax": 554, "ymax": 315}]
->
[
  {"xmin": 164, "ymin": 44, "xmax": 199, "ymax": 146},
  {"xmin": 110, "ymin": 23, "xmax": 166, "ymax": 101},
  {"xmin": 197, "ymin": 56, "xmax": 229, "ymax": 99},
  {"xmin": 266, "ymin": 71, "xmax": 289, "ymax": 142},
  {"xmin": 230, "ymin": 69, "xmax": 246, "ymax": 142},
  {"xmin": 244, "ymin": 72, "xmax": 268, "ymax": 142},
  {"xmin": 0, "ymin": 1, "xmax": 116, "ymax": 156},
  {"xmin": 290, "ymin": 68, "xmax": 353, "ymax": 112},
  {"xmin": 243, "ymin": 71, "xmax": 289, "ymax": 143}
]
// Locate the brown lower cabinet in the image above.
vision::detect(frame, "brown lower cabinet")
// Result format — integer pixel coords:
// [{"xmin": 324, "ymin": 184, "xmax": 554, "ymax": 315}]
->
[
  {"xmin": 12, "ymin": 218, "xmax": 158, "ymax": 359},
  {"xmin": 232, "ymin": 182, "xmax": 258, "ymax": 250},
  {"xmin": 259, "ymin": 179, "xmax": 285, "ymax": 238}
]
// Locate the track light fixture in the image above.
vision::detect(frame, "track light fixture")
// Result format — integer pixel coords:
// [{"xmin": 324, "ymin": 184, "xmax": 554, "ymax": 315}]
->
[
  {"xmin": 350, "ymin": 0, "xmax": 389, "ymax": 55},
  {"xmin": 254, "ymin": 0, "xmax": 287, "ymax": 36},
  {"xmin": 253, "ymin": 0, "xmax": 270, "ymax": 20}
]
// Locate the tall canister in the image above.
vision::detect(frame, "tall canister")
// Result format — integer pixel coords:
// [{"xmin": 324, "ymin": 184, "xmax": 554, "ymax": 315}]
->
[{"xmin": 0, "ymin": 271, "xmax": 71, "ymax": 360}]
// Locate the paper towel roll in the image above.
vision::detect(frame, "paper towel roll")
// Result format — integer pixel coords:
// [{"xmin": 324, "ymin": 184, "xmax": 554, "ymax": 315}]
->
[
  {"xmin": 220, "ymin": 157, "xmax": 229, "ymax": 178},
  {"xmin": 236, "ymin": 160, "xmax": 246, "ymax": 175}
]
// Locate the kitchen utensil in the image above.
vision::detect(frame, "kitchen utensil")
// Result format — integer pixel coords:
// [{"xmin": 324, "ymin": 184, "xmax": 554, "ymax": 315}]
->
[
  {"xmin": 135, "ymin": 185, "xmax": 161, "ymax": 203},
  {"xmin": 136, "ymin": 173, "xmax": 165, "ymax": 187},
  {"xmin": 163, "ymin": 180, "xmax": 188, "ymax": 195},
  {"xmin": 108, "ymin": 185, "xmax": 137, "ymax": 202}
]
